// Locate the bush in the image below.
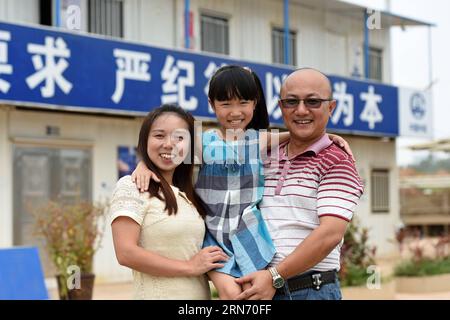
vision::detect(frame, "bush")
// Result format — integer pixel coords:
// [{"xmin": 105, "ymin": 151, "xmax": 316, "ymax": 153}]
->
[
  {"xmin": 32, "ymin": 200, "xmax": 107, "ymax": 298},
  {"xmin": 394, "ymin": 236, "xmax": 450, "ymax": 277},
  {"xmin": 340, "ymin": 264, "xmax": 370, "ymax": 287},
  {"xmin": 339, "ymin": 218, "xmax": 377, "ymax": 287},
  {"xmin": 394, "ymin": 257, "xmax": 450, "ymax": 277}
]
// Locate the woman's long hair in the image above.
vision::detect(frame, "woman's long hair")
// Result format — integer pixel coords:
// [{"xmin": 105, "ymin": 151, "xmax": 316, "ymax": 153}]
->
[{"xmin": 137, "ymin": 104, "xmax": 205, "ymax": 217}]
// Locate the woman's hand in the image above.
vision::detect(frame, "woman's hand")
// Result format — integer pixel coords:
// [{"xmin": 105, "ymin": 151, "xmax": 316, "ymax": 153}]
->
[
  {"xmin": 328, "ymin": 133, "xmax": 355, "ymax": 161},
  {"xmin": 131, "ymin": 161, "xmax": 160, "ymax": 192},
  {"xmin": 187, "ymin": 246, "xmax": 229, "ymax": 276}
]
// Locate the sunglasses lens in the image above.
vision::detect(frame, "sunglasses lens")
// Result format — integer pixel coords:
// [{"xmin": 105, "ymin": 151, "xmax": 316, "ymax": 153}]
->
[
  {"xmin": 281, "ymin": 98, "xmax": 328, "ymax": 108},
  {"xmin": 283, "ymin": 99, "xmax": 299, "ymax": 108},
  {"xmin": 305, "ymin": 99, "xmax": 321, "ymax": 108}
]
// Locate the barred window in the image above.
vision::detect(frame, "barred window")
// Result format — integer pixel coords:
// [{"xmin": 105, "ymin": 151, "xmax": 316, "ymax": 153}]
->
[
  {"xmin": 201, "ymin": 14, "xmax": 229, "ymax": 55},
  {"xmin": 371, "ymin": 169, "xmax": 390, "ymax": 213},
  {"xmin": 88, "ymin": 0, "xmax": 123, "ymax": 38},
  {"xmin": 272, "ymin": 27, "xmax": 296, "ymax": 66},
  {"xmin": 369, "ymin": 47, "xmax": 383, "ymax": 81}
]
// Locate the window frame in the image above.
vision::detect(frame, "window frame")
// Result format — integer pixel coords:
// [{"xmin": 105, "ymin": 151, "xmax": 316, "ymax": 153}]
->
[
  {"xmin": 200, "ymin": 13, "xmax": 230, "ymax": 55},
  {"xmin": 88, "ymin": 0, "xmax": 123, "ymax": 38},
  {"xmin": 271, "ymin": 26, "xmax": 297, "ymax": 66},
  {"xmin": 368, "ymin": 46, "xmax": 383, "ymax": 82},
  {"xmin": 371, "ymin": 168, "xmax": 390, "ymax": 214}
]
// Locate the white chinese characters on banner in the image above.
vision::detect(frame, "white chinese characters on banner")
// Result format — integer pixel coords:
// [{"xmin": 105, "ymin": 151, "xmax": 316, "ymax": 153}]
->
[
  {"xmin": 265, "ymin": 72, "xmax": 287, "ymax": 120},
  {"xmin": 360, "ymin": 85, "xmax": 383, "ymax": 129},
  {"xmin": 0, "ymin": 30, "xmax": 13, "ymax": 94},
  {"xmin": 331, "ymin": 82, "xmax": 354, "ymax": 127},
  {"xmin": 26, "ymin": 37, "xmax": 73, "ymax": 98},
  {"xmin": 204, "ymin": 62, "xmax": 227, "ymax": 114},
  {"xmin": 111, "ymin": 49, "xmax": 151, "ymax": 103},
  {"xmin": 161, "ymin": 55, "xmax": 198, "ymax": 111}
]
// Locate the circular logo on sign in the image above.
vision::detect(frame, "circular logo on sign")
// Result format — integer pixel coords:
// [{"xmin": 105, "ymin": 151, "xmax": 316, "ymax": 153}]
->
[{"xmin": 410, "ymin": 93, "xmax": 426, "ymax": 120}]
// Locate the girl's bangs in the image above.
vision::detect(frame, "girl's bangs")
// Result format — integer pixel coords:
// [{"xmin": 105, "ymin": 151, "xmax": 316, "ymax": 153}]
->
[{"xmin": 210, "ymin": 70, "xmax": 258, "ymax": 101}]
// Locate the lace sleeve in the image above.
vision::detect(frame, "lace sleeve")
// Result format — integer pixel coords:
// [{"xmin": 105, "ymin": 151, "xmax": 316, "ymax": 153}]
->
[{"xmin": 109, "ymin": 175, "xmax": 146, "ymax": 225}]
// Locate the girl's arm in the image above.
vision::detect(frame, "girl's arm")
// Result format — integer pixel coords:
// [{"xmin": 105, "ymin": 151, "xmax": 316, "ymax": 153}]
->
[
  {"xmin": 208, "ymin": 271, "xmax": 243, "ymax": 300},
  {"xmin": 328, "ymin": 133, "xmax": 355, "ymax": 161},
  {"xmin": 131, "ymin": 161, "xmax": 159, "ymax": 192},
  {"xmin": 112, "ymin": 216, "xmax": 228, "ymax": 277},
  {"xmin": 259, "ymin": 131, "xmax": 290, "ymax": 154},
  {"xmin": 260, "ymin": 131, "xmax": 355, "ymax": 161}
]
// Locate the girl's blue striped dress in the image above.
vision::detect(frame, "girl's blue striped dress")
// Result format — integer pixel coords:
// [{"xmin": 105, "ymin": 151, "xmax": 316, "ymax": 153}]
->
[{"xmin": 195, "ymin": 129, "xmax": 276, "ymax": 277}]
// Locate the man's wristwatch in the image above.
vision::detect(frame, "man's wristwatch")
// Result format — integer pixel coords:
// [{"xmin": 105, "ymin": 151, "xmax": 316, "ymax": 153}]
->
[{"xmin": 268, "ymin": 267, "xmax": 285, "ymax": 289}]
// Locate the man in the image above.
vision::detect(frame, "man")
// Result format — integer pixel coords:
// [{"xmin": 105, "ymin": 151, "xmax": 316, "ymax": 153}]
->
[{"xmin": 235, "ymin": 68, "xmax": 364, "ymax": 300}]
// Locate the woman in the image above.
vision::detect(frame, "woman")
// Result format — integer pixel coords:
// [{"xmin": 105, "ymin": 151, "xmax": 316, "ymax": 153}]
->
[{"xmin": 110, "ymin": 104, "xmax": 228, "ymax": 299}]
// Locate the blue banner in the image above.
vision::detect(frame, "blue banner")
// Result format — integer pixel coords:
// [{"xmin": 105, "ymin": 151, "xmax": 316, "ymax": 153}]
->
[
  {"xmin": 0, "ymin": 21, "xmax": 398, "ymax": 136},
  {"xmin": 328, "ymin": 76, "xmax": 398, "ymax": 136}
]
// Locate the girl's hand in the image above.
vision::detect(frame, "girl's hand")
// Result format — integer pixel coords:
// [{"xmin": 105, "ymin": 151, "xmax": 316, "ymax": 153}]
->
[
  {"xmin": 187, "ymin": 246, "xmax": 229, "ymax": 276},
  {"xmin": 328, "ymin": 133, "xmax": 355, "ymax": 162},
  {"xmin": 131, "ymin": 161, "xmax": 160, "ymax": 192}
]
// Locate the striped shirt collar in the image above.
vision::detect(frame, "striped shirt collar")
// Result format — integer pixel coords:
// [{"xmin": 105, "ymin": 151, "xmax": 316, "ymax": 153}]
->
[{"xmin": 280, "ymin": 134, "xmax": 332, "ymax": 160}]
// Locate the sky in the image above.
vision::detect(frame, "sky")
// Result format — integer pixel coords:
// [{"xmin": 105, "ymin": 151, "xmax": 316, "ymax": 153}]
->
[{"xmin": 343, "ymin": 0, "xmax": 450, "ymax": 166}]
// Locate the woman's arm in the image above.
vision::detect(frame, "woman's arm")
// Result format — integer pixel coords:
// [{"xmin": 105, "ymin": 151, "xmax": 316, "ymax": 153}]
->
[{"xmin": 111, "ymin": 216, "xmax": 228, "ymax": 277}]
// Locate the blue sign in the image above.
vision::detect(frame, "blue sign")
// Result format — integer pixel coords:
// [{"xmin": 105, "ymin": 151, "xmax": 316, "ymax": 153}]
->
[
  {"xmin": 117, "ymin": 146, "xmax": 137, "ymax": 179},
  {"xmin": 0, "ymin": 247, "xmax": 48, "ymax": 300},
  {"xmin": 0, "ymin": 21, "xmax": 399, "ymax": 136}
]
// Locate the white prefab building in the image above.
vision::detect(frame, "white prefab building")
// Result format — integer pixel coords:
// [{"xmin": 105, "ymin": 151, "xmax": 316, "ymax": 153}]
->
[{"xmin": 0, "ymin": 0, "xmax": 433, "ymax": 283}]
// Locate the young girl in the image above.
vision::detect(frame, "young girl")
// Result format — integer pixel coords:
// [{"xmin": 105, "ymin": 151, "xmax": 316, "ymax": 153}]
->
[
  {"xmin": 132, "ymin": 66, "xmax": 353, "ymax": 299},
  {"xmin": 110, "ymin": 104, "xmax": 228, "ymax": 300}
]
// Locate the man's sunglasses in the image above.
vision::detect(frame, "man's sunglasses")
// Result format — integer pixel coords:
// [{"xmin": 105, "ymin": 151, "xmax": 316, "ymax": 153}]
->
[{"xmin": 279, "ymin": 98, "xmax": 333, "ymax": 109}]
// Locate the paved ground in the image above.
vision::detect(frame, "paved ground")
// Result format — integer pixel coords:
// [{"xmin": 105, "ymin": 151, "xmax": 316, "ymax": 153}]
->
[
  {"xmin": 47, "ymin": 281, "xmax": 134, "ymax": 300},
  {"xmin": 396, "ymin": 292, "xmax": 450, "ymax": 300},
  {"xmin": 47, "ymin": 280, "xmax": 450, "ymax": 300},
  {"xmin": 46, "ymin": 256, "xmax": 450, "ymax": 300}
]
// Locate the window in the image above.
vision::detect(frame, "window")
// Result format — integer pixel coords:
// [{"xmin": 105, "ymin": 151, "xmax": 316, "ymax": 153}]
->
[
  {"xmin": 88, "ymin": 0, "xmax": 123, "ymax": 38},
  {"xmin": 369, "ymin": 47, "xmax": 383, "ymax": 81},
  {"xmin": 201, "ymin": 14, "xmax": 229, "ymax": 55},
  {"xmin": 371, "ymin": 169, "xmax": 390, "ymax": 213},
  {"xmin": 272, "ymin": 27, "xmax": 296, "ymax": 66},
  {"xmin": 428, "ymin": 225, "xmax": 445, "ymax": 237},
  {"xmin": 13, "ymin": 146, "xmax": 92, "ymax": 276},
  {"xmin": 39, "ymin": 0, "xmax": 52, "ymax": 26}
]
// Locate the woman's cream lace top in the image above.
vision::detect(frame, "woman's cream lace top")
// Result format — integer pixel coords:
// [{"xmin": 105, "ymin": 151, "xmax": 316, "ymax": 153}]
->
[{"xmin": 110, "ymin": 176, "xmax": 210, "ymax": 300}]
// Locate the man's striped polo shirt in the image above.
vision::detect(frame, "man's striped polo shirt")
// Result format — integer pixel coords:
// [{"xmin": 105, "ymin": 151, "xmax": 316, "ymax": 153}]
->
[{"xmin": 260, "ymin": 134, "xmax": 364, "ymax": 272}]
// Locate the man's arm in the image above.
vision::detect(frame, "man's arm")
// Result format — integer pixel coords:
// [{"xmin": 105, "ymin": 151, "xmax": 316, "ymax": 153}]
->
[
  {"xmin": 235, "ymin": 155, "xmax": 362, "ymax": 300},
  {"xmin": 275, "ymin": 216, "xmax": 348, "ymax": 279},
  {"xmin": 234, "ymin": 216, "xmax": 348, "ymax": 300}
]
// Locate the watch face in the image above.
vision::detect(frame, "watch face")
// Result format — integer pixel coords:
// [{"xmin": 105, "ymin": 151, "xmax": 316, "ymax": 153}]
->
[{"xmin": 273, "ymin": 277, "xmax": 285, "ymax": 289}]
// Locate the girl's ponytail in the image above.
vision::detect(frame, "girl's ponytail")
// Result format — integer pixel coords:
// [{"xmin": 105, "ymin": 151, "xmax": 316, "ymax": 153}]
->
[{"xmin": 246, "ymin": 71, "xmax": 269, "ymax": 130}]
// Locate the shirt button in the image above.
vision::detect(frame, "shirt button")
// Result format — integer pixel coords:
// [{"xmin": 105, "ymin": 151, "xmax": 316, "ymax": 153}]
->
[{"xmin": 280, "ymin": 176, "xmax": 285, "ymax": 181}]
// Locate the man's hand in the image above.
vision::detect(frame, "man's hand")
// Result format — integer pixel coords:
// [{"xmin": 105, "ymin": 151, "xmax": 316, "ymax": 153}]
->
[{"xmin": 234, "ymin": 270, "xmax": 276, "ymax": 300}]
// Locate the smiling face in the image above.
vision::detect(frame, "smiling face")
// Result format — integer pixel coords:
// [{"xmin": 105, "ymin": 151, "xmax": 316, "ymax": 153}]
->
[
  {"xmin": 279, "ymin": 69, "xmax": 336, "ymax": 148},
  {"xmin": 147, "ymin": 113, "xmax": 190, "ymax": 183},
  {"xmin": 211, "ymin": 97, "xmax": 256, "ymax": 132}
]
